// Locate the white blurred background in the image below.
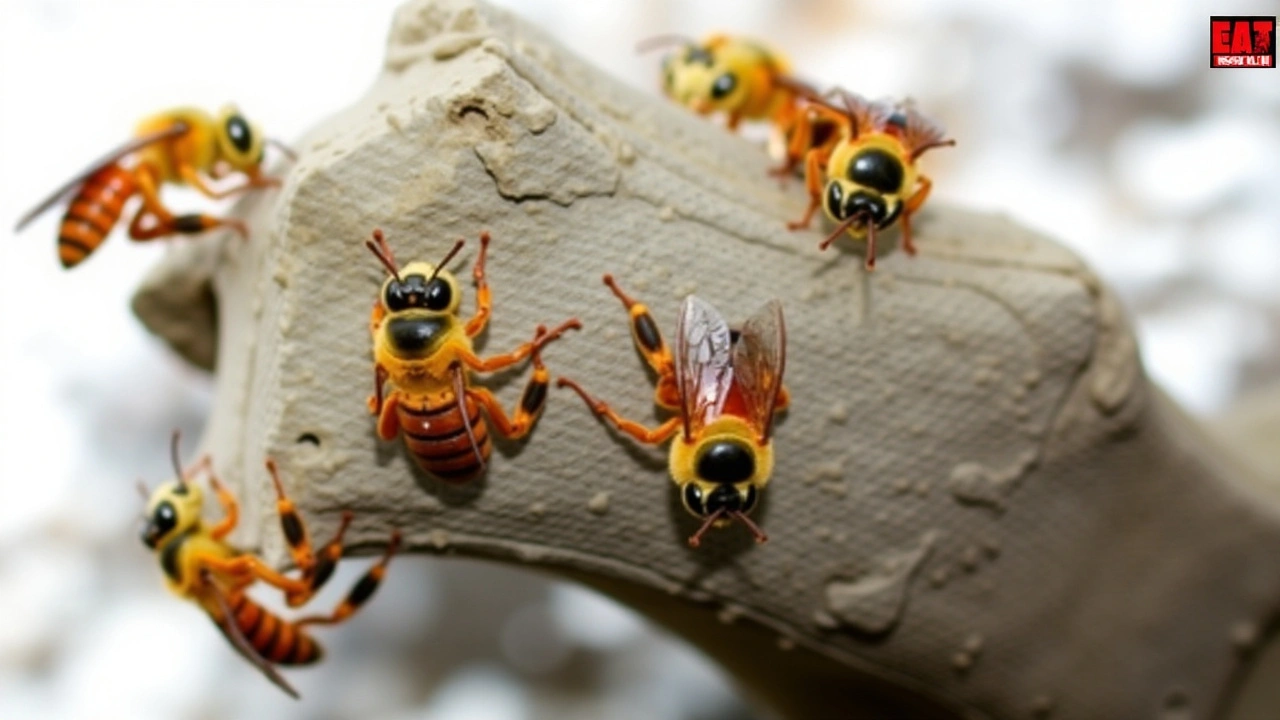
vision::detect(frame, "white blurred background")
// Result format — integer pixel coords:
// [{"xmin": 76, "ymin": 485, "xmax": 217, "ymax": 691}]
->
[{"xmin": 1, "ymin": 0, "xmax": 1277, "ymax": 718}]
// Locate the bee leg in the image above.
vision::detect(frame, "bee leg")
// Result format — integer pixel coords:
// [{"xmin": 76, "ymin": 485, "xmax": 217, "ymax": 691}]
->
[
  {"xmin": 263, "ymin": 458, "xmax": 318, "ymax": 580},
  {"xmin": 459, "ymin": 318, "xmax": 581, "ymax": 373},
  {"xmin": 368, "ymin": 302, "xmax": 387, "ymax": 341},
  {"xmin": 601, "ymin": 275, "xmax": 677, "ymax": 379},
  {"xmin": 206, "ymin": 464, "xmax": 241, "ymax": 541},
  {"xmin": 130, "ymin": 170, "xmax": 249, "ymax": 240},
  {"xmin": 467, "ymin": 328, "xmax": 561, "ymax": 440},
  {"xmin": 377, "ymin": 390, "xmax": 402, "ymax": 441},
  {"xmin": 178, "ymin": 164, "xmax": 272, "ymax": 200},
  {"xmin": 296, "ymin": 531, "xmax": 401, "ymax": 628},
  {"xmin": 785, "ymin": 149, "xmax": 826, "ymax": 231},
  {"xmin": 774, "ymin": 385, "xmax": 792, "ymax": 412},
  {"xmin": 287, "ymin": 511, "xmax": 353, "ymax": 607},
  {"xmin": 195, "ymin": 553, "xmax": 310, "ymax": 597},
  {"xmin": 464, "ymin": 231, "xmax": 492, "ymax": 337},
  {"xmin": 367, "ymin": 364, "xmax": 388, "ymax": 415},
  {"xmin": 555, "ymin": 377, "xmax": 683, "ymax": 445},
  {"xmin": 899, "ymin": 175, "xmax": 933, "ymax": 257},
  {"xmin": 770, "ymin": 108, "xmax": 810, "ymax": 179}
]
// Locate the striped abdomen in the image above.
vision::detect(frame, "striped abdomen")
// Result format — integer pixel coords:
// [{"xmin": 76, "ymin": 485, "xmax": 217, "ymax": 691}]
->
[
  {"xmin": 222, "ymin": 591, "xmax": 322, "ymax": 666},
  {"xmin": 58, "ymin": 165, "xmax": 137, "ymax": 268},
  {"xmin": 397, "ymin": 394, "xmax": 491, "ymax": 482}
]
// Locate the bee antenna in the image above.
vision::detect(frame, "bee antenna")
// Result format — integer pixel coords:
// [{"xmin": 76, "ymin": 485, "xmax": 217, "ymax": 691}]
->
[
  {"xmin": 366, "ymin": 229, "xmax": 402, "ymax": 283},
  {"xmin": 732, "ymin": 511, "xmax": 769, "ymax": 544},
  {"xmin": 267, "ymin": 137, "xmax": 298, "ymax": 162},
  {"xmin": 818, "ymin": 213, "xmax": 862, "ymax": 251},
  {"xmin": 687, "ymin": 509, "xmax": 725, "ymax": 548},
  {"xmin": 170, "ymin": 430, "xmax": 188, "ymax": 492},
  {"xmin": 635, "ymin": 33, "xmax": 696, "ymax": 54},
  {"xmin": 430, "ymin": 239, "xmax": 466, "ymax": 281}
]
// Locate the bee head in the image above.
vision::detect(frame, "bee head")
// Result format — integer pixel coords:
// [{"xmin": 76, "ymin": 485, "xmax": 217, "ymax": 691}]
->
[
  {"xmin": 140, "ymin": 432, "xmax": 204, "ymax": 549},
  {"xmin": 214, "ymin": 105, "xmax": 267, "ymax": 171}
]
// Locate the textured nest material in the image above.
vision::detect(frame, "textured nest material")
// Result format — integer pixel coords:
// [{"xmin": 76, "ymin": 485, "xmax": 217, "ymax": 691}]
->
[{"xmin": 132, "ymin": 1, "xmax": 1280, "ymax": 718}]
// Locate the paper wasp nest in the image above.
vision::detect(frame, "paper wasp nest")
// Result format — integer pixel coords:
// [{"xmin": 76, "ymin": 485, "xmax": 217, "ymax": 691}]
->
[{"xmin": 132, "ymin": 0, "xmax": 1280, "ymax": 717}]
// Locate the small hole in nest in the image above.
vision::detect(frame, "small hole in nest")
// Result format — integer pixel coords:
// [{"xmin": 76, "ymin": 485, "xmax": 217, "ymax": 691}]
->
[
  {"xmin": 297, "ymin": 433, "xmax": 321, "ymax": 446},
  {"xmin": 459, "ymin": 104, "xmax": 489, "ymax": 120}
]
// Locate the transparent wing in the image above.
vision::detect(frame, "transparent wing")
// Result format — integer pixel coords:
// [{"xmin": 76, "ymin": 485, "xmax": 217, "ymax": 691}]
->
[
  {"xmin": 819, "ymin": 87, "xmax": 880, "ymax": 137},
  {"xmin": 731, "ymin": 299, "xmax": 786, "ymax": 442},
  {"xmin": 675, "ymin": 295, "xmax": 734, "ymax": 437},
  {"xmin": 13, "ymin": 123, "xmax": 189, "ymax": 232}
]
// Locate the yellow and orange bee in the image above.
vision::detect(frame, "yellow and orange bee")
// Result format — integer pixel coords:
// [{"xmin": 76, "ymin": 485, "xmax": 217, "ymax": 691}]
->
[
  {"xmin": 366, "ymin": 229, "xmax": 581, "ymax": 482},
  {"xmin": 557, "ymin": 275, "xmax": 788, "ymax": 547},
  {"xmin": 15, "ymin": 105, "xmax": 290, "ymax": 268},
  {"xmin": 641, "ymin": 33, "xmax": 829, "ymax": 175},
  {"xmin": 786, "ymin": 89, "xmax": 955, "ymax": 270},
  {"xmin": 140, "ymin": 433, "xmax": 398, "ymax": 698}
]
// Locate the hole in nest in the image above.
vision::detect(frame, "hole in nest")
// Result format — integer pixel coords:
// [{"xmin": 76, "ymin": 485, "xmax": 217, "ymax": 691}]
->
[
  {"xmin": 297, "ymin": 433, "xmax": 321, "ymax": 446},
  {"xmin": 459, "ymin": 104, "xmax": 489, "ymax": 120}
]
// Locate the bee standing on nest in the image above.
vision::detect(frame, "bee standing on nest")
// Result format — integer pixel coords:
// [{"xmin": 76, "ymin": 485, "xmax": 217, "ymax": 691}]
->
[
  {"xmin": 14, "ymin": 105, "xmax": 292, "ymax": 268},
  {"xmin": 639, "ymin": 33, "xmax": 831, "ymax": 176},
  {"xmin": 140, "ymin": 432, "xmax": 399, "ymax": 698},
  {"xmin": 557, "ymin": 275, "xmax": 788, "ymax": 548},
  {"xmin": 366, "ymin": 229, "xmax": 581, "ymax": 482},
  {"xmin": 786, "ymin": 90, "xmax": 955, "ymax": 270}
]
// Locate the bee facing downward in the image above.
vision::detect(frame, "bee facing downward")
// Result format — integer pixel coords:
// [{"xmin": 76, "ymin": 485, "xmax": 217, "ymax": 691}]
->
[
  {"xmin": 641, "ymin": 33, "xmax": 825, "ymax": 174},
  {"xmin": 366, "ymin": 229, "xmax": 581, "ymax": 482},
  {"xmin": 557, "ymin": 275, "xmax": 788, "ymax": 547},
  {"xmin": 141, "ymin": 432, "xmax": 399, "ymax": 698},
  {"xmin": 15, "ymin": 105, "xmax": 291, "ymax": 268},
  {"xmin": 786, "ymin": 90, "xmax": 955, "ymax": 270}
]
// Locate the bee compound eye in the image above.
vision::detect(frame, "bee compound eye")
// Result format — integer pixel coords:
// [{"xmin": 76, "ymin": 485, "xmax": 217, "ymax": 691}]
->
[
  {"xmin": 825, "ymin": 181, "xmax": 846, "ymax": 219},
  {"xmin": 710, "ymin": 72, "xmax": 737, "ymax": 100},
  {"xmin": 225, "ymin": 115, "xmax": 253, "ymax": 154},
  {"xmin": 424, "ymin": 278, "xmax": 453, "ymax": 311},
  {"xmin": 683, "ymin": 484, "xmax": 705, "ymax": 515}
]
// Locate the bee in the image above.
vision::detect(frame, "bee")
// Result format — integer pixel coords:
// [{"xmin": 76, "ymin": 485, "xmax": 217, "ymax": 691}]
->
[
  {"xmin": 786, "ymin": 90, "xmax": 955, "ymax": 270},
  {"xmin": 556, "ymin": 275, "xmax": 788, "ymax": 547},
  {"xmin": 640, "ymin": 33, "xmax": 828, "ymax": 175},
  {"xmin": 14, "ymin": 105, "xmax": 291, "ymax": 269},
  {"xmin": 140, "ymin": 432, "xmax": 399, "ymax": 698},
  {"xmin": 366, "ymin": 229, "xmax": 581, "ymax": 482}
]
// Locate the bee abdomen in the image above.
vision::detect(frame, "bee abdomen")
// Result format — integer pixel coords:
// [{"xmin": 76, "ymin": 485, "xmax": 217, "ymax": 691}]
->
[
  {"xmin": 225, "ymin": 591, "xmax": 322, "ymax": 665},
  {"xmin": 397, "ymin": 395, "xmax": 491, "ymax": 482},
  {"xmin": 57, "ymin": 164, "xmax": 137, "ymax": 268}
]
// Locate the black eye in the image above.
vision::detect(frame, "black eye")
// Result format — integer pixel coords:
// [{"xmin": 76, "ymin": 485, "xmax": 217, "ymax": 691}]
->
[
  {"xmin": 683, "ymin": 485, "xmax": 705, "ymax": 516},
  {"xmin": 385, "ymin": 282, "xmax": 410, "ymax": 312},
  {"xmin": 424, "ymin": 278, "xmax": 452, "ymax": 311},
  {"xmin": 153, "ymin": 501, "xmax": 177, "ymax": 533},
  {"xmin": 710, "ymin": 73, "xmax": 737, "ymax": 100},
  {"xmin": 825, "ymin": 182, "xmax": 846, "ymax": 220},
  {"xmin": 226, "ymin": 115, "xmax": 252, "ymax": 154},
  {"xmin": 740, "ymin": 485, "xmax": 758, "ymax": 513},
  {"xmin": 848, "ymin": 148, "xmax": 904, "ymax": 194},
  {"xmin": 705, "ymin": 484, "xmax": 742, "ymax": 514},
  {"xmin": 696, "ymin": 441, "xmax": 755, "ymax": 484}
]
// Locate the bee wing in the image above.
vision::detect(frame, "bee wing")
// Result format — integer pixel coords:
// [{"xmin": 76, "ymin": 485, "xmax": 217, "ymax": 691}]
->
[
  {"xmin": 203, "ymin": 572, "xmax": 301, "ymax": 699},
  {"xmin": 675, "ymin": 295, "xmax": 735, "ymax": 437},
  {"xmin": 731, "ymin": 299, "xmax": 786, "ymax": 442},
  {"xmin": 13, "ymin": 123, "xmax": 189, "ymax": 232},
  {"xmin": 818, "ymin": 87, "xmax": 880, "ymax": 137}
]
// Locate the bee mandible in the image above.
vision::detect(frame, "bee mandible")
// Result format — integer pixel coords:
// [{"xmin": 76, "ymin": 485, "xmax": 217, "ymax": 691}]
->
[
  {"xmin": 366, "ymin": 229, "xmax": 581, "ymax": 482},
  {"xmin": 15, "ymin": 105, "xmax": 292, "ymax": 268},
  {"xmin": 557, "ymin": 275, "xmax": 788, "ymax": 547},
  {"xmin": 140, "ymin": 432, "xmax": 399, "ymax": 698},
  {"xmin": 786, "ymin": 90, "xmax": 955, "ymax": 270}
]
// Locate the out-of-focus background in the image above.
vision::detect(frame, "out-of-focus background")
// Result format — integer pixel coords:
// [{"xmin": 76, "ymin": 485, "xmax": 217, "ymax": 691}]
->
[{"xmin": 1, "ymin": 0, "xmax": 1277, "ymax": 718}]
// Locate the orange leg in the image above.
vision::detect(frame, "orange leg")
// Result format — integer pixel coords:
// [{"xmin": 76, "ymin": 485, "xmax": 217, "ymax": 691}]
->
[
  {"xmin": 458, "ymin": 318, "xmax": 581, "ymax": 374},
  {"xmin": 368, "ymin": 302, "xmax": 387, "ymax": 341},
  {"xmin": 195, "ymin": 553, "xmax": 310, "ymax": 597},
  {"xmin": 285, "ymin": 511, "xmax": 353, "ymax": 608},
  {"xmin": 367, "ymin": 364, "xmax": 388, "ymax": 415},
  {"xmin": 556, "ymin": 377, "xmax": 682, "ymax": 445},
  {"xmin": 466, "ymin": 331, "xmax": 558, "ymax": 440},
  {"xmin": 204, "ymin": 463, "xmax": 240, "ymax": 542},
  {"xmin": 464, "ymin": 232, "xmax": 492, "ymax": 337},
  {"xmin": 603, "ymin": 274, "xmax": 676, "ymax": 379},
  {"xmin": 377, "ymin": 390, "xmax": 402, "ymax": 440},
  {"xmin": 296, "ymin": 531, "xmax": 401, "ymax": 628},
  {"xmin": 264, "ymin": 459, "xmax": 316, "ymax": 577},
  {"xmin": 179, "ymin": 164, "xmax": 281, "ymax": 200},
  {"xmin": 127, "ymin": 169, "xmax": 248, "ymax": 241},
  {"xmin": 899, "ymin": 175, "xmax": 933, "ymax": 257},
  {"xmin": 786, "ymin": 148, "xmax": 829, "ymax": 232}
]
